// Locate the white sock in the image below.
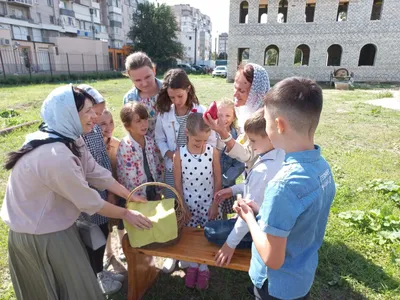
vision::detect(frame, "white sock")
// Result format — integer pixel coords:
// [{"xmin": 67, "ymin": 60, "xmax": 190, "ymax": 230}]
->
[{"xmin": 199, "ymin": 264, "xmax": 208, "ymax": 271}]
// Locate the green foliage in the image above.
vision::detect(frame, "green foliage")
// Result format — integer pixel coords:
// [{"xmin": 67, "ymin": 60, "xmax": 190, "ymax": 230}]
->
[
  {"xmin": 128, "ymin": 1, "xmax": 184, "ymax": 72},
  {"xmin": 358, "ymin": 179, "xmax": 400, "ymax": 207},
  {"xmin": 0, "ymin": 110, "xmax": 20, "ymax": 118},
  {"xmin": 0, "ymin": 72, "xmax": 124, "ymax": 86},
  {"xmin": 338, "ymin": 209, "xmax": 400, "ymax": 244},
  {"xmin": 375, "ymin": 91, "xmax": 393, "ymax": 99}
]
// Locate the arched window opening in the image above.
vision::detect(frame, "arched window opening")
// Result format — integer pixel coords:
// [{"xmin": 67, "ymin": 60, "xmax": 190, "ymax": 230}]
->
[
  {"xmin": 305, "ymin": 0, "xmax": 316, "ymax": 23},
  {"xmin": 264, "ymin": 45, "xmax": 279, "ymax": 66},
  {"xmin": 278, "ymin": 0, "xmax": 288, "ymax": 23},
  {"xmin": 259, "ymin": 0, "xmax": 268, "ymax": 23},
  {"xmin": 238, "ymin": 48, "xmax": 250, "ymax": 65},
  {"xmin": 371, "ymin": 0, "xmax": 384, "ymax": 20},
  {"xmin": 240, "ymin": 1, "xmax": 249, "ymax": 24},
  {"xmin": 358, "ymin": 44, "xmax": 376, "ymax": 66},
  {"xmin": 337, "ymin": 0, "xmax": 349, "ymax": 22},
  {"xmin": 327, "ymin": 44, "xmax": 342, "ymax": 66},
  {"xmin": 294, "ymin": 44, "xmax": 310, "ymax": 66}
]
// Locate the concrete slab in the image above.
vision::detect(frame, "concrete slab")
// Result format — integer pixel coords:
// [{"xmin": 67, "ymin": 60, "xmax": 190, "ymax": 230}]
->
[{"xmin": 366, "ymin": 98, "xmax": 400, "ymax": 111}]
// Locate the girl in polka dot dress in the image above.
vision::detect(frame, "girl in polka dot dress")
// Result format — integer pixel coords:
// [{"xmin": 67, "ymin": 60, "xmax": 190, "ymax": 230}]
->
[{"xmin": 173, "ymin": 112, "xmax": 222, "ymax": 290}]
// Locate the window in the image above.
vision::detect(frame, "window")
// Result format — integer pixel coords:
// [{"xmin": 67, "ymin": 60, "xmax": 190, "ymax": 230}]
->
[
  {"xmin": 371, "ymin": 0, "xmax": 383, "ymax": 20},
  {"xmin": 259, "ymin": 0, "xmax": 268, "ymax": 23},
  {"xmin": 68, "ymin": 17, "xmax": 73, "ymax": 26},
  {"xmin": 189, "ymin": 36, "xmax": 192, "ymax": 40},
  {"xmin": 238, "ymin": 48, "xmax": 250, "ymax": 64},
  {"xmin": 50, "ymin": 16, "xmax": 55, "ymax": 24},
  {"xmin": 278, "ymin": 0, "xmax": 288, "ymax": 23},
  {"xmin": 0, "ymin": 3, "xmax": 7, "ymax": 16},
  {"xmin": 37, "ymin": 12, "xmax": 41, "ymax": 23},
  {"xmin": 358, "ymin": 44, "xmax": 377, "ymax": 66},
  {"xmin": 294, "ymin": 44, "xmax": 310, "ymax": 66},
  {"xmin": 327, "ymin": 44, "xmax": 342, "ymax": 66},
  {"xmin": 188, "ymin": 47, "xmax": 191, "ymax": 50},
  {"xmin": 239, "ymin": 1, "xmax": 248, "ymax": 24},
  {"xmin": 264, "ymin": 45, "xmax": 279, "ymax": 66},
  {"xmin": 305, "ymin": 2, "xmax": 316, "ymax": 23},
  {"xmin": 47, "ymin": 0, "xmax": 53, "ymax": 7},
  {"xmin": 337, "ymin": 1, "xmax": 349, "ymax": 22}
]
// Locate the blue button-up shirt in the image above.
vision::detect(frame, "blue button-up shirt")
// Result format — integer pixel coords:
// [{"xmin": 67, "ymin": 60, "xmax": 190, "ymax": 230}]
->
[{"xmin": 249, "ymin": 145, "xmax": 336, "ymax": 299}]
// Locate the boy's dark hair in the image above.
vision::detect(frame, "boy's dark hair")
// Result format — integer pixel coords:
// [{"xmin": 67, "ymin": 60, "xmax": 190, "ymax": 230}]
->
[
  {"xmin": 156, "ymin": 69, "xmax": 199, "ymax": 114},
  {"xmin": 186, "ymin": 112, "xmax": 210, "ymax": 136},
  {"xmin": 120, "ymin": 102, "xmax": 149, "ymax": 128},
  {"xmin": 264, "ymin": 77, "xmax": 323, "ymax": 135},
  {"xmin": 244, "ymin": 108, "xmax": 268, "ymax": 137},
  {"xmin": 125, "ymin": 51, "xmax": 153, "ymax": 71}
]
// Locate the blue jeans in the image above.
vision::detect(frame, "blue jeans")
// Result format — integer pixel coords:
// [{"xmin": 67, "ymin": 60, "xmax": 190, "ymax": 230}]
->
[{"xmin": 204, "ymin": 219, "xmax": 253, "ymax": 249}]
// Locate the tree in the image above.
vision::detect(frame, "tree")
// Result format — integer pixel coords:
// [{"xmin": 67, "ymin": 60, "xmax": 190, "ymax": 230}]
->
[{"xmin": 128, "ymin": 1, "xmax": 184, "ymax": 71}]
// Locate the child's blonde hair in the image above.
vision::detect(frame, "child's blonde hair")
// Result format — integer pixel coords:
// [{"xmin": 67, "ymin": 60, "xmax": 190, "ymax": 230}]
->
[
  {"xmin": 186, "ymin": 112, "xmax": 210, "ymax": 136},
  {"xmin": 217, "ymin": 99, "xmax": 238, "ymax": 129}
]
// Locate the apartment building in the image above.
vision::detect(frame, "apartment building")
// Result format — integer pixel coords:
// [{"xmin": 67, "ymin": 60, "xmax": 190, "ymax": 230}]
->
[
  {"xmin": 228, "ymin": 0, "xmax": 400, "ymax": 82},
  {"xmin": 218, "ymin": 32, "xmax": 228, "ymax": 57},
  {"xmin": 0, "ymin": 0, "xmax": 140, "ymax": 73},
  {"xmin": 172, "ymin": 4, "xmax": 212, "ymax": 66}
]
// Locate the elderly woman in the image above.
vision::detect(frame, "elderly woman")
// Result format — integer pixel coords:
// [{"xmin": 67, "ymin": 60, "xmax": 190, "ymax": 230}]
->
[
  {"xmin": 1, "ymin": 85, "xmax": 151, "ymax": 300},
  {"xmin": 205, "ymin": 63, "xmax": 270, "ymax": 167}
]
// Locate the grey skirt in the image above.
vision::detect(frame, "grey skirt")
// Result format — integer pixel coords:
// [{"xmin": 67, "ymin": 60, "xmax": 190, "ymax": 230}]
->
[{"xmin": 8, "ymin": 225, "xmax": 103, "ymax": 300}]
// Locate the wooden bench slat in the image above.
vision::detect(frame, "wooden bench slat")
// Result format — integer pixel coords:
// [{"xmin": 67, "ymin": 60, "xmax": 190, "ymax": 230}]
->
[{"xmin": 124, "ymin": 227, "xmax": 251, "ymax": 272}]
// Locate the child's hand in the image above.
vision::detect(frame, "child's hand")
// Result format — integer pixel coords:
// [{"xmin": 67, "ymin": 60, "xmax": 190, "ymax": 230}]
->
[
  {"xmin": 214, "ymin": 242, "xmax": 235, "ymax": 266},
  {"xmin": 233, "ymin": 199, "xmax": 255, "ymax": 223},
  {"xmin": 208, "ymin": 204, "xmax": 219, "ymax": 220},
  {"xmin": 214, "ymin": 188, "xmax": 233, "ymax": 205},
  {"xmin": 166, "ymin": 150, "xmax": 174, "ymax": 160},
  {"xmin": 244, "ymin": 199, "xmax": 260, "ymax": 214}
]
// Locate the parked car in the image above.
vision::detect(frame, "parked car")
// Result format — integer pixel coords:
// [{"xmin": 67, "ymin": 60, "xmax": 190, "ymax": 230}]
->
[
  {"xmin": 212, "ymin": 66, "xmax": 227, "ymax": 78},
  {"xmin": 191, "ymin": 65, "xmax": 206, "ymax": 74},
  {"xmin": 177, "ymin": 63, "xmax": 196, "ymax": 73}
]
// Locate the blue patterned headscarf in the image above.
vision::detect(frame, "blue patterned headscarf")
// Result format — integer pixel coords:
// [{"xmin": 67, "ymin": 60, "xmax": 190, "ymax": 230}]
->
[
  {"xmin": 23, "ymin": 84, "xmax": 83, "ymax": 145},
  {"xmin": 235, "ymin": 63, "xmax": 270, "ymax": 132}
]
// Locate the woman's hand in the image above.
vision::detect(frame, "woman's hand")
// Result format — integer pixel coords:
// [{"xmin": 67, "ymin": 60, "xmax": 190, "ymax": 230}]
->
[
  {"xmin": 243, "ymin": 199, "xmax": 260, "ymax": 214},
  {"xmin": 214, "ymin": 242, "xmax": 235, "ymax": 266},
  {"xmin": 128, "ymin": 194, "xmax": 148, "ymax": 203},
  {"xmin": 203, "ymin": 114, "xmax": 229, "ymax": 137},
  {"xmin": 214, "ymin": 188, "xmax": 233, "ymax": 205},
  {"xmin": 123, "ymin": 209, "xmax": 152, "ymax": 230}
]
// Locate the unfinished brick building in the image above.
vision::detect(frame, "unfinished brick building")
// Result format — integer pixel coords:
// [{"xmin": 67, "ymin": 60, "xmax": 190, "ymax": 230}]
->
[{"xmin": 227, "ymin": 0, "xmax": 400, "ymax": 82}]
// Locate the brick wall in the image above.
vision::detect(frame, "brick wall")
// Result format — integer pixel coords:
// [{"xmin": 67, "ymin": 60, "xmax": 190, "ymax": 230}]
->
[{"xmin": 228, "ymin": 0, "xmax": 400, "ymax": 82}]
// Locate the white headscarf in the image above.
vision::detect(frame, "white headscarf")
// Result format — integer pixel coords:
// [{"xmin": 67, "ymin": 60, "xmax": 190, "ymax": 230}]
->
[
  {"xmin": 235, "ymin": 63, "xmax": 270, "ymax": 132},
  {"xmin": 23, "ymin": 84, "xmax": 83, "ymax": 145}
]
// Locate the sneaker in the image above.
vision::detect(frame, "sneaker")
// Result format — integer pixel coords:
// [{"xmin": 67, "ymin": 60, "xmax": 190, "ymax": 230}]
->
[
  {"xmin": 102, "ymin": 270, "xmax": 125, "ymax": 282},
  {"xmin": 178, "ymin": 260, "xmax": 190, "ymax": 269},
  {"xmin": 97, "ymin": 271, "xmax": 122, "ymax": 295},
  {"xmin": 185, "ymin": 267, "xmax": 198, "ymax": 288},
  {"xmin": 162, "ymin": 258, "xmax": 176, "ymax": 274},
  {"xmin": 196, "ymin": 269, "xmax": 210, "ymax": 290}
]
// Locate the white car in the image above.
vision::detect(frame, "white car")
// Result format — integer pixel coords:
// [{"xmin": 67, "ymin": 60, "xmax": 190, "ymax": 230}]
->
[{"xmin": 212, "ymin": 66, "xmax": 227, "ymax": 78}]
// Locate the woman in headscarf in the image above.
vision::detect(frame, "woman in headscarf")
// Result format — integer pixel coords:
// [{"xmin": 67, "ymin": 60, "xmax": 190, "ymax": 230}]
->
[
  {"xmin": 1, "ymin": 85, "xmax": 152, "ymax": 300},
  {"xmin": 205, "ymin": 63, "xmax": 270, "ymax": 167}
]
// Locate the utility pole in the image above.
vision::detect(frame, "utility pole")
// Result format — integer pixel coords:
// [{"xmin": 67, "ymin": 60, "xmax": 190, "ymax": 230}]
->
[
  {"xmin": 89, "ymin": 7, "xmax": 95, "ymax": 40},
  {"xmin": 194, "ymin": 26, "xmax": 197, "ymax": 65}
]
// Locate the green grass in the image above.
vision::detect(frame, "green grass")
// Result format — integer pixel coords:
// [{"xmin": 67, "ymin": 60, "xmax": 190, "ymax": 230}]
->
[{"xmin": 0, "ymin": 76, "xmax": 400, "ymax": 299}]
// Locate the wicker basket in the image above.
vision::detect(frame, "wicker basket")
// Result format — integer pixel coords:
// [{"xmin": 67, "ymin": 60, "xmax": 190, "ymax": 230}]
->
[{"xmin": 126, "ymin": 182, "xmax": 191, "ymax": 249}]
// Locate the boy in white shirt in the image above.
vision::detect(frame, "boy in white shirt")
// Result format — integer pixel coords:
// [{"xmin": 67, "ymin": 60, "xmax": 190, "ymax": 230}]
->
[{"xmin": 209, "ymin": 109, "xmax": 285, "ymax": 266}]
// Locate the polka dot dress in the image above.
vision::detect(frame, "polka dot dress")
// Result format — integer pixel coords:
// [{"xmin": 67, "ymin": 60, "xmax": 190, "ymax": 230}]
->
[{"xmin": 180, "ymin": 144, "xmax": 222, "ymax": 227}]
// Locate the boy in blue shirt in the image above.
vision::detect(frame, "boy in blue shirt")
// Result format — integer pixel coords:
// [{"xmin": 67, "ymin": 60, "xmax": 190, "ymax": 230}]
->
[{"xmin": 234, "ymin": 77, "xmax": 336, "ymax": 300}]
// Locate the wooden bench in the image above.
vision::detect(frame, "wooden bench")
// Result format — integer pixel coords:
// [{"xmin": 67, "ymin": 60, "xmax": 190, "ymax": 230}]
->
[{"xmin": 122, "ymin": 227, "xmax": 251, "ymax": 300}]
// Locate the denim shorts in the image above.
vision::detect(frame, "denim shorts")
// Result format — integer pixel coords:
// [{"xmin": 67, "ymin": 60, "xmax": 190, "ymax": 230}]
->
[{"xmin": 204, "ymin": 218, "xmax": 253, "ymax": 249}]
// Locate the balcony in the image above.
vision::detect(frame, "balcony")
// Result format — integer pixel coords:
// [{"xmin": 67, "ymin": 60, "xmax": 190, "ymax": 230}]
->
[
  {"xmin": 108, "ymin": 5, "xmax": 122, "ymax": 14},
  {"xmin": 60, "ymin": 8, "xmax": 75, "ymax": 18},
  {"xmin": 7, "ymin": 0, "xmax": 32, "ymax": 6}
]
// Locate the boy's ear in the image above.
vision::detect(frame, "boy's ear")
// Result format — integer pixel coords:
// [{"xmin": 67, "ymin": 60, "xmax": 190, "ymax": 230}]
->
[
  {"xmin": 275, "ymin": 117, "xmax": 286, "ymax": 134},
  {"xmin": 185, "ymin": 128, "xmax": 189, "ymax": 136}
]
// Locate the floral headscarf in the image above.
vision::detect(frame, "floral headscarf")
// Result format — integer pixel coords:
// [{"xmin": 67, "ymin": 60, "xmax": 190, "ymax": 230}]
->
[{"xmin": 235, "ymin": 63, "xmax": 270, "ymax": 132}]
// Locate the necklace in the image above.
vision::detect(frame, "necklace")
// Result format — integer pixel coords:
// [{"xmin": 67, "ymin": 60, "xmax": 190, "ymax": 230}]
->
[{"xmin": 187, "ymin": 145, "xmax": 205, "ymax": 162}]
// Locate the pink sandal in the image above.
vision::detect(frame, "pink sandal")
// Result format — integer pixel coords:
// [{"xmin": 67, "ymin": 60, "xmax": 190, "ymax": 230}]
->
[
  {"xmin": 185, "ymin": 267, "xmax": 198, "ymax": 288},
  {"xmin": 196, "ymin": 269, "xmax": 210, "ymax": 290}
]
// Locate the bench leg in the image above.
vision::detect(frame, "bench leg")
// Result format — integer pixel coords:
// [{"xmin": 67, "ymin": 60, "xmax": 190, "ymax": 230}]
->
[{"xmin": 123, "ymin": 236, "xmax": 159, "ymax": 300}]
